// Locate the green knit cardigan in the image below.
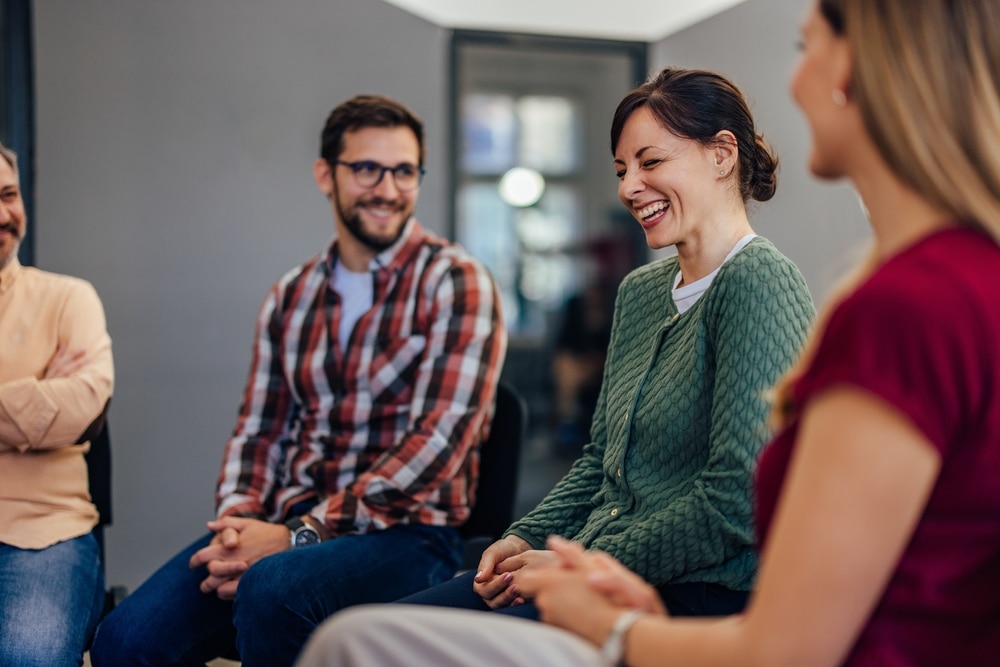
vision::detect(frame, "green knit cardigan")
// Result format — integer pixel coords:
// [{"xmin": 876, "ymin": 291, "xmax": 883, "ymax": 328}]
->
[{"xmin": 506, "ymin": 237, "xmax": 815, "ymax": 590}]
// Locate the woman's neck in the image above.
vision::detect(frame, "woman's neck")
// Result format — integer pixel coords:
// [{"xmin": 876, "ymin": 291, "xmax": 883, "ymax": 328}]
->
[
  {"xmin": 675, "ymin": 212, "xmax": 754, "ymax": 287},
  {"xmin": 852, "ymin": 162, "xmax": 954, "ymax": 262}
]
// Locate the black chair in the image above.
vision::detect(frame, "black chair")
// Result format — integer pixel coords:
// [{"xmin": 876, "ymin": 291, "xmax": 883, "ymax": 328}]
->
[
  {"xmin": 458, "ymin": 382, "xmax": 528, "ymax": 569},
  {"xmin": 81, "ymin": 404, "xmax": 128, "ymax": 617}
]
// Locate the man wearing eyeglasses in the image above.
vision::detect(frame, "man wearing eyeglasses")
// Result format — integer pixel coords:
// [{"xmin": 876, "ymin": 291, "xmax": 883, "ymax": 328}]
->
[{"xmin": 91, "ymin": 95, "xmax": 507, "ymax": 667}]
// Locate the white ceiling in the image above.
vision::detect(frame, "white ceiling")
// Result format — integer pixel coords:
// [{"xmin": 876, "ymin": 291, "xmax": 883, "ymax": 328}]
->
[{"xmin": 381, "ymin": 0, "xmax": 749, "ymax": 42}]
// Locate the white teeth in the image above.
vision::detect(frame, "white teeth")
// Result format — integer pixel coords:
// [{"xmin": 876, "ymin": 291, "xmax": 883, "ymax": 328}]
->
[{"xmin": 637, "ymin": 201, "xmax": 669, "ymax": 219}]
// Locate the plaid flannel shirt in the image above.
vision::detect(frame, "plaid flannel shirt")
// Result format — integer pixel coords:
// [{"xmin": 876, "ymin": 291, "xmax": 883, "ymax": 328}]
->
[{"xmin": 216, "ymin": 220, "xmax": 506, "ymax": 536}]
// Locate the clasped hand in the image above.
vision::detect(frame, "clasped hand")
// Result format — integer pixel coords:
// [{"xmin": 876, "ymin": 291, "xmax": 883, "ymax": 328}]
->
[
  {"xmin": 187, "ymin": 517, "xmax": 291, "ymax": 601},
  {"xmin": 515, "ymin": 536, "xmax": 667, "ymax": 646},
  {"xmin": 471, "ymin": 535, "xmax": 561, "ymax": 608}
]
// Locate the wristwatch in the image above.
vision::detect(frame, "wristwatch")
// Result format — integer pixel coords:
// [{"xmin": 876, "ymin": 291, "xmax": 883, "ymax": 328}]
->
[
  {"xmin": 286, "ymin": 517, "xmax": 322, "ymax": 548},
  {"xmin": 600, "ymin": 609, "xmax": 644, "ymax": 666}
]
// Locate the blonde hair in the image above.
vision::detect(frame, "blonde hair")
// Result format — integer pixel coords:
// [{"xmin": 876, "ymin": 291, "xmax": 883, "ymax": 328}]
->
[
  {"xmin": 773, "ymin": 0, "xmax": 1000, "ymax": 425},
  {"xmin": 831, "ymin": 0, "xmax": 1000, "ymax": 239}
]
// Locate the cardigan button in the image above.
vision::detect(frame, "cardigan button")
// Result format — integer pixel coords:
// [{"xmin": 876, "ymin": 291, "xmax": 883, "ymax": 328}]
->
[{"xmin": 610, "ymin": 508, "xmax": 619, "ymax": 517}]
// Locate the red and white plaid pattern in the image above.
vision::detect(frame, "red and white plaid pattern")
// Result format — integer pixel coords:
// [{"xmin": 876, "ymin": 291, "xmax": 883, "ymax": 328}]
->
[{"xmin": 216, "ymin": 220, "xmax": 506, "ymax": 536}]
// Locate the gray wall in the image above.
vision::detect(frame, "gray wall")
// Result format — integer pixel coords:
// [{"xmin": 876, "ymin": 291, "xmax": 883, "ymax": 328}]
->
[
  {"xmin": 33, "ymin": 0, "xmax": 449, "ymax": 590},
  {"xmin": 30, "ymin": 0, "xmax": 871, "ymax": 591}
]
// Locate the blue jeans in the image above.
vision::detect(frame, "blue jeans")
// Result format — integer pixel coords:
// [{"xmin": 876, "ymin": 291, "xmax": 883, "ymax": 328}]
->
[
  {"xmin": 398, "ymin": 571, "xmax": 749, "ymax": 620},
  {"xmin": 0, "ymin": 533, "xmax": 105, "ymax": 667},
  {"xmin": 91, "ymin": 524, "xmax": 462, "ymax": 667}
]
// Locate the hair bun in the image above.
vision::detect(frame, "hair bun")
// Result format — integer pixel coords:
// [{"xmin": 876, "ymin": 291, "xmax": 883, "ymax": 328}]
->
[{"xmin": 746, "ymin": 134, "xmax": 779, "ymax": 202}]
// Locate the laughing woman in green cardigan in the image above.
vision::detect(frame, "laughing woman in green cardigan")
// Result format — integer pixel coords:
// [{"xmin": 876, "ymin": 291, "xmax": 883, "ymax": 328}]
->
[{"xmin": 385, "ymin": 67, "xmax": 816, "ymax": 621}]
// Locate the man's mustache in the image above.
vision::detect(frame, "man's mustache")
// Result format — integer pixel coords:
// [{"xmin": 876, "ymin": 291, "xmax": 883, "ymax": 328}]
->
[
  {"xmin": 359, "ymin": 197, "xmax": 405, "ymax": 210},
  {"xmin": 0, "ymin": 222, "xmax": 20, "ymax": 238}
]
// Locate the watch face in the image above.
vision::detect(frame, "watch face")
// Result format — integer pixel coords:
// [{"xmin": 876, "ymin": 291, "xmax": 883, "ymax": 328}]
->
[{"xmin": 293, "ymin": 527, "xmax": 320, "ymax": 547}]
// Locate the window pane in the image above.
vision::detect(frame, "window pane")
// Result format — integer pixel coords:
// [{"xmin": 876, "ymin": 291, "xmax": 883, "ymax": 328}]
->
[
  {"xmin": 516, "ymin": 185, "xmax": 579, "ymax": 253},
  {"xmin": 460, "ymin": 94, "xmax": 515, "ymax": 174},
  {"xmin": 517, "ymin": 96, "xmax": 580, "ymax": 175},
  {"xmin": 457, "ymin": 182, "xmax": 521, "ymax": 327},
  {"xmin": 516, "ymin": 185, "xmax": 581, "ymax": 308},
  {"xmin": 520, "ymin": 253, "xmax": 575, "ymax": 307}
]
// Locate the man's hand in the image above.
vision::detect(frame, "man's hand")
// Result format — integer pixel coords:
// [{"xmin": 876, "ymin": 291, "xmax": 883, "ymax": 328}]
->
[
  {"xmin": 188, "ymin": 517, "xmax": 291, "ymax": 601},
  {"xmin": 44, "ymin": 345, "xmax": 89, "ymax": 379}
]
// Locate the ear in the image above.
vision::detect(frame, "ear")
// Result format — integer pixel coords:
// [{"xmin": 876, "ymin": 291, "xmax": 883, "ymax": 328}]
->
[
  {"xmin": 711, "ymin": 130, "xmax": 739, "ymax": 176},
  {"xmin": 830, "ymin": 32, "xmax": 854, "ymax": 103},
  {"xmin": 313, "ymin": 157, "xmax": 333, "ymax": 197}
]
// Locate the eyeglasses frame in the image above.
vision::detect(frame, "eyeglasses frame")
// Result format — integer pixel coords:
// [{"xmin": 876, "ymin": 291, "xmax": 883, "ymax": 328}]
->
[{"xmin": 333, "ymin": 159, "xmax": 426, "ymax": 191}]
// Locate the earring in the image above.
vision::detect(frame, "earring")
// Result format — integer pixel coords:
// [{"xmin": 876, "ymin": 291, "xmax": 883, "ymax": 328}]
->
[
  {"xmin": 832, "ymin": 89, "xmax": 848, "ymax": 107},
  {"xmin": 719, "ymin": 170, "xmax": 725, "ymax": 175}
]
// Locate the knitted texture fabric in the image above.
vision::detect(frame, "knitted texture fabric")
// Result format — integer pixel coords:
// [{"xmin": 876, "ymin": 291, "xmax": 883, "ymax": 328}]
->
[{"xmin": 507, "ymin": 237, "xmax": 815, "ymax": 590}]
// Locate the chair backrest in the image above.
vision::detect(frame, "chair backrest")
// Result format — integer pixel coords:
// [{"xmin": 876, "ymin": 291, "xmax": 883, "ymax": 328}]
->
[
  {"xmin": 80, "ymin": 404, "xmax": 113, "ymax": 575},
  {"xmin": 459, "ymin": 382, "xmax": 528, "ymax": 544},
  {"xmin": 85, "ymin": 418, "xmax": 113, "ymax": 531},
  {"xmin": 82, "ymin": 405, "xmax": 130, "ymax": 619}
]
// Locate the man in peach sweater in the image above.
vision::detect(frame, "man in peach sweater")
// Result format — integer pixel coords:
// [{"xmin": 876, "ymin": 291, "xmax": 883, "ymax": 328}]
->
[{"xmin": 0, "ymin": 140, "xmax": 114, "ymax": 665}]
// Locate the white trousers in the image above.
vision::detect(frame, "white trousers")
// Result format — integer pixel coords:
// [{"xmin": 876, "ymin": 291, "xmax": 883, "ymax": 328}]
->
[{"xmin": 296, "ymin": 604, "xmax": 610, "ymax": 667}]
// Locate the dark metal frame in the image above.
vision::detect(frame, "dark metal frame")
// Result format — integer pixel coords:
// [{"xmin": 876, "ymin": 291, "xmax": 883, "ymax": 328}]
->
[
  {"xmin": 1, "ymin": 0, "xmax": 35, "ymax": 266},
  {"xmin": 447, "ymin": 29, "xmax": 648, "ymax": 240}
]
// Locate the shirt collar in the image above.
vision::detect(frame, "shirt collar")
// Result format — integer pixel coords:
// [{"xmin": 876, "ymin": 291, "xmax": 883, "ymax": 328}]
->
[{"xmin": 323, "ymin": 217, "xmax": 427, "ymax": 276}]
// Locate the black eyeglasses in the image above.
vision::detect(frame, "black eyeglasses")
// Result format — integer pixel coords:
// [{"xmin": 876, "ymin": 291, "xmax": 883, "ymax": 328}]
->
[{"xmin": 334, "ymin": 160, "xmax": 425, "ymax": 191}]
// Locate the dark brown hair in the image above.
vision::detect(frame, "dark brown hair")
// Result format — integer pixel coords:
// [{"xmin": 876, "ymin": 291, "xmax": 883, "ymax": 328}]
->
[
  {"xmin": 610, "ymin": 67, "xmax": 778, "ymax": 203},
  {"xmin": 319, "ymin": 94, "xmax": 425, "ymax": 166}
]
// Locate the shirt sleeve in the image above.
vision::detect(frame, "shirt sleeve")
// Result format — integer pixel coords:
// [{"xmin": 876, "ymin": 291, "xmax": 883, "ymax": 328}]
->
[
  {"xmin": 317, "ymin": 258, "xmax": 507, "ymax": 534},
  {"xmin": 0, "ymin": 280, "xmax": 114, "ymax": 452},
  {"xmin": 588, "ymin": 255, "xmax": 815, "ymax": 584},
  {"xmin": 215, "ymin": 286, "xmax": 293, "ymax": 519}
]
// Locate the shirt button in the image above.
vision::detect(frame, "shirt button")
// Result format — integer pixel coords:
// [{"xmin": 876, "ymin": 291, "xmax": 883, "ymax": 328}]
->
[{"xmin": 610, "ymin": 508, "xmax": 618, "ymax": 517}]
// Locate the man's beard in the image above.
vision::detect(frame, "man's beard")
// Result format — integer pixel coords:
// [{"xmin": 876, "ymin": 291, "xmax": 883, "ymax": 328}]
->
[
  {"xmin": 335, "ymin": 195, "xmax": 409, "ymax": 254},
  {"xmin": 0, "ymin": 223, "xmax": 21, "ymax": 269}
]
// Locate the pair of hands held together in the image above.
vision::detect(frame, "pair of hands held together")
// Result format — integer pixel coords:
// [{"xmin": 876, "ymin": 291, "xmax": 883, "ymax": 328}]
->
[
  {"xmin": 474, "ymin": 534, "xmax": 667, "ymax": 647},
  {"xmin": 188, "ymin": 517, "xmax": 299, "ymax": 600}
]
